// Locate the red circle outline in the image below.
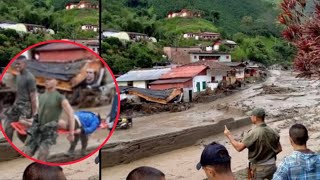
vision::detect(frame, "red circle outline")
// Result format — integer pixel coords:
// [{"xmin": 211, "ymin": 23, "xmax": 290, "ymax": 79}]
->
[{"xmin": 0, "ymin": 39, "xmax": 120, "ymax": 166}]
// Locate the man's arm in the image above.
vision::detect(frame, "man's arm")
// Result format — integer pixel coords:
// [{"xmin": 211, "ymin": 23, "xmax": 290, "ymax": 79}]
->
[
  {"xmin": 61, "ymin": 99, "xmax": 75, "ymax": 141},
  {"xmin": 224, "ymin": 125, "xmax": 246, "ymax": 152},
  {"xmin": 30, "ymin": 91, "xmax": 38, "ymax": 116}
]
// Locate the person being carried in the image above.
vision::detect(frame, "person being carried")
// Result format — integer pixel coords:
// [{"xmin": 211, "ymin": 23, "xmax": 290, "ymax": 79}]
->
[
  {"xmin": 273, "ymin": 124, "xmax": 320, "ymax": 180},
  {"xmin": 126, "ymin": 166, "xmax": 166, "ymax": 180},
  {"xmin": 224, "ymin": 108, "xmax": 282, "ymax": 180},
  {"xmin": 59, "ymin": 110, "xmax": 101, "ymax": 156},
  {"xmin": 24, "ymin": 77, "xmax": 75, "ymax": 161},
  {"xmin": 4, "ymin": 55, "xmax": 38, "ymax": 142},
  {"xmin": 196, "ymin": 142, "xmax": 235, "ymax": 180}
]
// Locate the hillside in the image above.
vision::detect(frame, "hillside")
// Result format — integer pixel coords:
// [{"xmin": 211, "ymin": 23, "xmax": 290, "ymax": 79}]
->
[{"xmin": 0, "ymin": 0, "xmax": 98, "ymax": 67}]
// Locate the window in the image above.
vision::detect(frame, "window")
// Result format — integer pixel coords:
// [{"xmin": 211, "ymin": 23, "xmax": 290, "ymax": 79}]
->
[
  {"xmin": 211, "ymin": 76, "xmax": 215, "ymax": 82},
  {"xmin": 226, "ymin": 55, "xmax": 229, "ymax": 59},
  {"xmin": 202, "ymin": 81, "xmax": 206, "ymax": 90},
  {"xmin": 128, "ymin": 81, "xmax": 133, "ymax": 87}
]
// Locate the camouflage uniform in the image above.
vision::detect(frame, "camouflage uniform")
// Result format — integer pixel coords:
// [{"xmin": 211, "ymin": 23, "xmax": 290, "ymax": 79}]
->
[
  {"xmin": 4, "ymin": 69, "xmax": 36, "ymax": 142},
  {"xmin": 4, "ymin": 101, "xmax": 32, "ymax": 142},
  {"xmin": 24, "ymin": 90, "xmax": 65, "ymax": 161},
  {"xmin": 24, "ymin": 121, "xmax": 58, "ymax": 161}
]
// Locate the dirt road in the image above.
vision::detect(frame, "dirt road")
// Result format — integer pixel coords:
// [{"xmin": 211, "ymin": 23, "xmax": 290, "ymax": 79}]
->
[{"xmin": 102, "ymin": 70, "xmax": 320, "ymax": 179}]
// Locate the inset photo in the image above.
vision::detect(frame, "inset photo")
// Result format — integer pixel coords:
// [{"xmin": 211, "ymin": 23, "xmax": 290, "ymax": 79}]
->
[{"xmin": 0, "ymin": 40, "xmax": 120, "ymax": 165}]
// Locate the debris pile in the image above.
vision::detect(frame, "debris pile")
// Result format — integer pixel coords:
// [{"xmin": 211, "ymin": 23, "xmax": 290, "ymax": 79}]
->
[{"xmin": 261, "ymin": 84, "xmax": 296, "ymax": 94}]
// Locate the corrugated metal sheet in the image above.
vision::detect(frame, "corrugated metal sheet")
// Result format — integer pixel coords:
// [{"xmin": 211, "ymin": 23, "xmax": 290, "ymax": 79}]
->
[
  {"xmin": 160, "ymin": 65, "xmax": 207, "ymax": 79},
  {"xmin": 222, "ymin": 62, "xmax": 246, "ymax": 67},
  {"xmin": 26, "ymin": 59, "xmax": 86, "ymax": 80},
  {"xmin": 116, "ymin": 68, "xmax": 171, "ymax": 82},
  {"xmin": 35, "ymin": 43, "xmax": 83, "ymax": 51},
  {"xmin": 185, "ymin": 60, "xmax": 232, "ymax": 71},
  {"xmin": 149, "ymin": 78, "xmax": 191, "ymax": 85}
]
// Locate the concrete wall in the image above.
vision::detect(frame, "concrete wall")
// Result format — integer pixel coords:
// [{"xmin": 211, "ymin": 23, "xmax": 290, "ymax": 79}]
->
[
  {"xmin": 236, "ymin": 69, "xmax": 245, "ymax": 80},
  {"xmin": 101, "ymin": 117, "xmax": 251, "ymax": 167},
  {"xmin": 163, "ymin": 47, "xmax": 201, "ymax": 65},
  {"xmin": 219, "ymin": 54, "xmax": 232, "ymax": 62},
  {"xmin": 117, "ymin": 82, "xmax": 127, "ymax": 87},
  {"xmin": 193, "ymin": 75, "xmax": 211, "ymax": 92},
  {"xmin": 133, "ymin": 81, "xmax": 147, "ymax": 89}
]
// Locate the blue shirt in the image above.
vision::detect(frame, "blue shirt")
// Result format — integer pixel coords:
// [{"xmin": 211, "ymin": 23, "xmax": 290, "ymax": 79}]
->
[
  {"xmin": 273, "ymin": 151, "xmax": 320, "ymax": 180},
  {"xmin": 75, "ymin": 111, "xmax": 100, "ymax": 135}
]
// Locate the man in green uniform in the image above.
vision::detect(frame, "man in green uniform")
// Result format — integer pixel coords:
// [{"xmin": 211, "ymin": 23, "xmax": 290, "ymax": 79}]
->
[
  {"xmin": 224, "ymin": 108, "xmax": 282, "ymax": 180},
  {"xmin": 4, "ymin": 55, "xmax": 38, "ymax": 142},
  {"xmin": 24, "ymin": 77, "xmax": 75, "ymax": 161}
]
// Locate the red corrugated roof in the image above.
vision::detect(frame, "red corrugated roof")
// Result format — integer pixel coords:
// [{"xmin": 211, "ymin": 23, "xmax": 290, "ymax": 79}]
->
[
  {"xmin": 150, "ymin": 78, "xmax": 191, "ymax": 85},
  {"xmin": 160, "ymin": 65, "xmax": 207, "ymax": 79},
  {"xmin": 35, "ymin": 43, "xmax": 83, "ymax": 51}
]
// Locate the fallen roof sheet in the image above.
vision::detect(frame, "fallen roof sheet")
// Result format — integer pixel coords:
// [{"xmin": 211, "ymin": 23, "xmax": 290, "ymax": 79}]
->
[
  {"xmin": 26, "ymin": 59, "xmax": 86, "ymax": 81},
  {"xmin": 116, "ymin": 68, "xmax": 171, "ymax": 82},
  {"xmin": 121, "ymin": 87, "xmax": 182, "ymax": 104}
]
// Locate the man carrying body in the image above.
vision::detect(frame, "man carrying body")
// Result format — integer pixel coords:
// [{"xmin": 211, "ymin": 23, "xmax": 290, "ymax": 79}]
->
[
  {"xmin": 273, "ymin": 124, "xmax": 320, "ymax": 180},
  {"xmin": 24, "ymin": 77, "xmax": 75, "ymax": 161},
  {"xmin": 196, "ymin": 142, "xmax": 235, "ymax": 180},
  {"xmin": 59, "ymin": 111, "xmax": 101, "ymax": 156},
  {"xmin": 4, "ymin": 56, "xmax": 38, "ymax": 142},
  {"xmin": 224, "ymin": 108, "xmax": 282, "ymax": 180}
]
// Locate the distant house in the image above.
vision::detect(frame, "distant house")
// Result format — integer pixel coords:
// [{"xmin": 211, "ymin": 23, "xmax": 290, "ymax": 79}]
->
[
  {"xmin": 223, "ymin": 62, "xmax": 246, "ymax": 81},
  {"xmin": 183, "ymin": 32, "xmax": 220, "ymax": 40},
  {"xmin": 34, "ymin": 42, "xmax": 95, "ymax": 62},
  {"xmin": 167, "ymin": 9, "xmax": 201, "ymax": 19},
  {"xmin": 81, "ymin": 24, "xmax": 98, "ymax": 32},
  {"xmin": 213, "ymin": 40, "xmax": 237, "ymax": 51},
  {"xmin": 189, "ymin": 50, "xmax": 232, "ymax": 63},
  {"xmin": 0, "ymin": 21, "xmax": 54, "ymax": 34},
  {"xmin": 65, "ymin": 39, "xmax": 99, "ymax": 54},
  {"xmin": 163, "ymin": 47, "xmax": 202, "ymax": 65},
  {"xmin": 65, "ymin": 1, "xmax": 98, "ymax": 10},
  {"xmin": 65, "ymin": 2, "xmax": 77, "ymax": 9},
  {"xmin": 102, "ymin": 30, "xmax": 156, "ymax": 42},
  {"xmin": 127, "ymin": 32, "xmax": 149, "ymax": 42},
  {"xmin": 150, "ymin": 65, "xmax": 210, "ymax": 102},
  {"xmin": 116, "ymin": 68, "xmax": 171, "ymax": 89}
]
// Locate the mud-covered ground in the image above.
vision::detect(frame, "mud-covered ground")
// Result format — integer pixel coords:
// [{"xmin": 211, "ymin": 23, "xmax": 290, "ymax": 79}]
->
[{"xmin": 102, "ymin": 70, "xmax": 320, "ymax": 179}]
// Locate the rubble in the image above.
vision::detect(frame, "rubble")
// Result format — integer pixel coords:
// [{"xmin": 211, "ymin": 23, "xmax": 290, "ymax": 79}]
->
[{"xmin": 261, "ymin": 84, "xmax": 296, "ymax": 94}]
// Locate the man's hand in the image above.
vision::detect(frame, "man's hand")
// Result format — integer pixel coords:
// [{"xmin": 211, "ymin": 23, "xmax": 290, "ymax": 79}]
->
[
  {"xmin": 67, "ymin": 134, "xmax": 74, "ymax": 142},
  {"xmin": 74, "ymin": 128, "xmax": 81, "ymax": 135},
  {"xmin": 224, "ymin": 125, "xmax": 232, "ymax": 137}
]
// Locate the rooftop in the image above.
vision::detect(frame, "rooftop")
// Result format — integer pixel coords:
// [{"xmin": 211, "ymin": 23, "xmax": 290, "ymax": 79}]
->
[
  {"xmin": 189, "ymin": 50, "xmax": 231, "ymax": 55},
  {"xmin": 185, "ymin": 60, "xmax": 231, "ymax": 71},
  {"xmin": 149, "ymin": 78, "xmax": 191, "ymax": 85},
  {"xmin": 35, "ymin": 43, "xmax": 83, "ymax": 51},
  {"xmin": 116, "ymin": 68, "xmax": 171, "ymax": 82},
  {"xmin": 160, "ymin": 65, "xmax": 207, "ymax": 79}
]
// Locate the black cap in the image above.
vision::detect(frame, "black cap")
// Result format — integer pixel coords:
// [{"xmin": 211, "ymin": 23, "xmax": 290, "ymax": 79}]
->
[{"xmin": 196, "ymin": 142, "xmax": 231, "ymax": 170}]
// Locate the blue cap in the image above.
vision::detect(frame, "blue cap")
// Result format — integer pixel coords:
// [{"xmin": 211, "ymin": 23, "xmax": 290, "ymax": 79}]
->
[{"xmin": 196, "ymin": 142, "xmax": 231, "ymax": 170}]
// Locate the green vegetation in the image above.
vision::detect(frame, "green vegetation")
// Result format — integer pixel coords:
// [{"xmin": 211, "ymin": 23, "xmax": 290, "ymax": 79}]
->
[
  {"xmin": 101, "ymin": 0, "xmax": 296, "ymax": 73},
  {"xmin": 0, "ymin": 0, "xmax": 98, "ymax": 67},
  {"xmin": 101, "ymin": 37, "xmax": 165, "ymax": 74}
]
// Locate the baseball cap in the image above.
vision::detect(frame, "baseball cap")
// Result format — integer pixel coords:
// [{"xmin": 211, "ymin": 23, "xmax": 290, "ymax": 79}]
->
[
  {"xmin": 249, "ymin": 108, "xmax": 266, "ymax": 117},
  {"xmin": 196, "ymin": 142, "xmax": 231, "ymax": 170}
]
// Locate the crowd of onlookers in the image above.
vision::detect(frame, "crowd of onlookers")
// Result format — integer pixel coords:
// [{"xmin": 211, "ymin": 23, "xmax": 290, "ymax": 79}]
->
[{"xmin": 22, "ymin": 108, "xmax": 320, "ymax": 180}]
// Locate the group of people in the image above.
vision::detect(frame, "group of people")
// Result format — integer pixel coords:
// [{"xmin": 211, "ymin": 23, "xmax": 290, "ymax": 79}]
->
[
  {"xmin": 122, "ymin": 108, "xmax": 320, "ymax": 180},
  {"xmin": 2, "ymin": 56, "xmax": 112, "ymax": 161}
]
